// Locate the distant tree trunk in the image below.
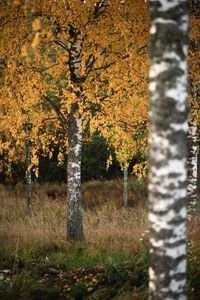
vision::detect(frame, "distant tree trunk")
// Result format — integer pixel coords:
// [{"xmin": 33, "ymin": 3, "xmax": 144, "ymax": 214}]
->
[
  {"xmin": 25, "ymin": 122, "xmax": 32, "ymax": 215},
  {"xmin": 67, "ymin": 116, "xmax": 84, "ymax": 240},
  {"xmin": 123, "ymin": 160, "xmax": 128, "ymax": 208},
  {"xmin": 187, "ymin": 83, "xmax": 198, "ymax": 217},
  {"xmin": 148, "ymin": 1, "xmax": 189, "ymax": 299}
]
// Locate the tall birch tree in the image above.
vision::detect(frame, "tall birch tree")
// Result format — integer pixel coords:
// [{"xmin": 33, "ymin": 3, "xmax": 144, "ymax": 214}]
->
[
  {"xmin": 65, "ymin": 26, "xmax": 84, "ymax": 241},
  {"xmin": 123, "ymin": 160, "xmax": 128, "ymax": 208},
  {"xmin": 148, "ymin": 1, "xmax": 189, "ymax": 299},
  {"xmin": 187, "ymin": 0, "xmax": 199, "ymax": 217},
  {"xmin": 187, "ymin": 82, "xmax": 198, "ymax": 217},
  {"xmin": 24, "ymin": 119, "xmax": 32, "ymax": 215}
]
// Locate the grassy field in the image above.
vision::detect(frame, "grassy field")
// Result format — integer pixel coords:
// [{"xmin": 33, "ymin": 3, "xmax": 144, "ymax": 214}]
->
[{"xmin": 0, "ymin": 179, "xmax": 199, "ymax": 299}]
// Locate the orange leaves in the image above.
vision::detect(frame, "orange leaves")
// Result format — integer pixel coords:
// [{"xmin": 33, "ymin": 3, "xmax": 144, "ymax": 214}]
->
[
  {"xmin": 32, "ymin": 19, "xmax": 41, "ymax": 32},
  {"xmin": 92, "ymin": 88, "xmax": 148, "ymax": 167},
  {"xmin": 21, "ymin": 44, "xmax": 29, "ymax": 58},
  {"xmin": 0, "ymin": 0, "xmax": 150, "ymax": 178},
  {"xmin": 12, "ymin": 0, "xmax": 21, "ymax": 6}
]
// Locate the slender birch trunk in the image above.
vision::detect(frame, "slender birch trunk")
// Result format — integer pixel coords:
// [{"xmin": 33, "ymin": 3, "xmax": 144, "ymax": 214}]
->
[
  {"xmin": 25, "ymin": 122, "xmax": 32, "ymax": 215},
  {"xmin": 123, "ymin": 160, "xmax": 128, "ymax": 208},
  {"xmin": 148, "ymin": 1, "xmax": 189, "ymax": 299},
  {"xmin": 187, "ymin": 83, "xmax": 198, "ymax": 217},
  {"xmin": 67, "ymin": 30, "xmax": 84, "ymax": 240},
  {"xmin": 67, "ymin": 116, "xmax": 84, "ymax": 240}
]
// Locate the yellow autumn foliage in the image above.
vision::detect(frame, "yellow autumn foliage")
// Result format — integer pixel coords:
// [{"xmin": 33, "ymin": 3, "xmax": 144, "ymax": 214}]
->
[
  {"xmin": 32, "ymin": 18, "xmax": 41, "ymax": 32},
  {"xmin": 0, "ymin": 0, "xmax": 199, "ymax": 178}
]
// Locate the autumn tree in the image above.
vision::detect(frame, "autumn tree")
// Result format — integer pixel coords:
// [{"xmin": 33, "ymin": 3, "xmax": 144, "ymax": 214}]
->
[
  {"xmin": 0, "ymin": 0, "xmax": 149, "ymax": 238},
  {"xmin": 27, "ymin": 0, "xmax": 150, "ymax": 238},
  {"xmin": 89, "ymin": 0, "xmax": 148, "ymax": 207},
  {"xmin": 148, "ymin": 1, "xmax": 189, "ymax": 299},
  {"xmin": 91, "ymin": 91, "xmax": 148, "ymax": 206},
  {"xmin": 0, "ymin": 2, "xmax": 60, "ymax": 212}
]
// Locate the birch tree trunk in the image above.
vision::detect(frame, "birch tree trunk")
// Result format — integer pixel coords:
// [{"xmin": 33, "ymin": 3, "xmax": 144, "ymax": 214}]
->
[
  {"xmin": 148, "ymin": 1, "xmax": 189, "ymax": 299},
  {"xmin": 67, "ymin": 30, "xmax": 84, "ymax": 240},
  {"xmin": 25, "ymin": 122, "xmax": 32, "ymax": 216},
  {"xmin": 187, "ymin": 83, "xmax": 198, "ymax": 217},
  {"xmin": 67, "ymin": 116, "xmax": 84, "ymax": 240},
  {"xmin": 123, "ymin": 160, "xmax": 128, "ymax": 208}
]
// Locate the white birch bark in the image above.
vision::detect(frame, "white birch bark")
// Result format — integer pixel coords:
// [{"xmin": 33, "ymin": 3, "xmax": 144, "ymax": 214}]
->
[
  {"xmin": 148, "ymin": 1, "xmax": 189, "ymax": 299},
  {"xmin": 66, "ymin": 1, "xmax": 108, "ymax": 240},
  {"xmin": 187, "ymin": 83, "xmax": 198, "ymax": 217},
  {"xmin": 67, "ymin": 117, "xmax": 83, "ymax": 240},
  {"xmin": 67, "ymin": 27, "xmax": 84, "ymax": 240}
]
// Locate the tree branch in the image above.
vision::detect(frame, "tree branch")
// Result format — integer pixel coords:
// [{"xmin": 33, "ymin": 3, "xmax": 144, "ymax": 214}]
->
[
  {"xmin": 43, "ymin": 96, "xmax": 67, "ymax": 132},
  {"xmin": 93, "ymin": 61, "xmax": 116, "ymax": 71},
  {"xmin": 54, "ymin": 39, "xmax": 71, "ymax": 53}
]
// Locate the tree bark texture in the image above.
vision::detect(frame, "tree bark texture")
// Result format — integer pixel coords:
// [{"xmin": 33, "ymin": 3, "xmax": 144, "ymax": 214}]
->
[
  {"xmin": 25, "ymin": 123, "xmax": 32, "ymax": 215},
  {"xmin": 67, "ymin": 117, "xmax": 84, "ymax": 240},
  {"xmin": 148, "ymin": 1, "xmax": 189, "ymax": 299},
  {"xmin": 67, "ymin": 30, "xmax": 84, "ymax": 241},
  {"xmin": 187, "ymin": 83, "xmax": 198, "ymax": 217}
]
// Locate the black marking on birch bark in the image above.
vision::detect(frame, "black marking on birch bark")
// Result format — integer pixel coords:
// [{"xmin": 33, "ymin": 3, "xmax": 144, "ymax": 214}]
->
[
  {"xmin": 69, "ymin": 26, "xmax": 84, "ymax": 83},
  {"xmin": 148, "ymin": 1, "xmax": 189, "ymax": 299}
]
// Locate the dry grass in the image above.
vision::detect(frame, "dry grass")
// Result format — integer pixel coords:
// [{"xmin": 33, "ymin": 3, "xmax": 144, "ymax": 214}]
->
[
  {"xmin": 0, "ymin": 181, "xmax": 200, "ymax": 300},
  {"xmin": 0, "ymin": 180, "xmax": 148, "ymax": 254},
  {"xmin": 1, "ymin": 180, "xmax": 199, "ymax": 257}
]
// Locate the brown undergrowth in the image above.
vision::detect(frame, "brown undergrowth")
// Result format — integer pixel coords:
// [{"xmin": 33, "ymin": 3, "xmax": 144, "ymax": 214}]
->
[
  {"xmin": 0, "ymin": 179, "xmax": 148, "ymax": 254},
  {"xmin": 0, "ymin": 180, "xmax": 200, "ymax": 299}
]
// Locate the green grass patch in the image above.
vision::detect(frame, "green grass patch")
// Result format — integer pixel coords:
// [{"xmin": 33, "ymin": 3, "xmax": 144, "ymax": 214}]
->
[
  {"xmin": 1, "ymin": 236, "xmax": 200, "ymax": 299},
  {"xmin": 0, "ymin": 243, "xmax": 148, "ymax": 300}
]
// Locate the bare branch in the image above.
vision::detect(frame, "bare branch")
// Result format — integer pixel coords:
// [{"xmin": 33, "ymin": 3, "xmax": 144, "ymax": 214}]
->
[{"xmin": 54, "ymin": 39, "xmax": 71, "ymax": 53}]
